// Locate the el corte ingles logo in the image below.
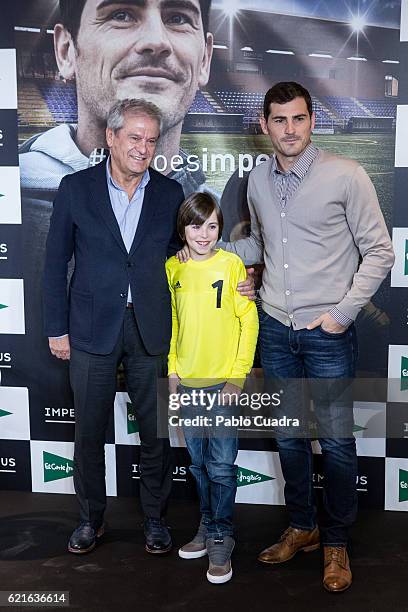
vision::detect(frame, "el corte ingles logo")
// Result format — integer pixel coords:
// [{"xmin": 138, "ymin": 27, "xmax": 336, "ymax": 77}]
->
[
  {"xmin": 237, "ymin": 466, "xmax": 274, "ymax": 487},
  {"xmin": 43, "ymin": 451, "xmax": 74, "ymax": 483},
  {"xmin": 401, "ymin": 356, "xmax": 408, "ymax": 391},
  {"xmin": 353, "ymin": 424, "xmax": 367, "ymax": 433},
  {"xmin": 127, "ymin": 402, "xmax": 139, "ymax": 435},
  {"xmin": 399, "ymin": 469, "xmax": 408, "ymax": 503},
  {"xmin": 0, "ymin": 408, "xmax": 11, "ymax": 417},
  {"xmin": 0, "ymin": 303, "xmax": 8, "ymax": 310}
]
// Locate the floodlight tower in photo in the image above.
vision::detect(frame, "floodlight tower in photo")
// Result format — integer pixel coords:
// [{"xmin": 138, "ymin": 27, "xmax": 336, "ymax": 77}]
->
[
  {"xmin": 220, "ymin": 0, "xmax": 240, "ymax": 65},
  {"xmin": 350, "ymin": 11, "xmax": 367, "ymax": 58}
]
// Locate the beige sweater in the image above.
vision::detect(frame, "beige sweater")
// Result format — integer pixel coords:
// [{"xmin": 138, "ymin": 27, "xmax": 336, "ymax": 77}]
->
[{"xmin": 225, "ymin": 149, "xmax": 395, "ymax": 329}]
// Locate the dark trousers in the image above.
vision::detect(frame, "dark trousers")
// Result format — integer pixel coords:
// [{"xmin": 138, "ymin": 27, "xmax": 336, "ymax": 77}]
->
[
  {"xmin": 259, "ymin": 311, "xmax": 358, "ymax": 546},
  {"xmin": 69, "ymin": 308, "xmax": 172, "ymax": 527}
]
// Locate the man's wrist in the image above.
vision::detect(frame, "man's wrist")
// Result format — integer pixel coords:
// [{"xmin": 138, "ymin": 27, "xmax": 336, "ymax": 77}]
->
[{"xmin": 328, "ymin": 307, "xmax": 353, "ymax": 327}]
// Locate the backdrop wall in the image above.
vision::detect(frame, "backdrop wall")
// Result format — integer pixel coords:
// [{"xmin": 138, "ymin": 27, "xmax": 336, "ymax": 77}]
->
[{"xmin": 1, "ymin": 0, "xmax": 408, "ymax": 512}]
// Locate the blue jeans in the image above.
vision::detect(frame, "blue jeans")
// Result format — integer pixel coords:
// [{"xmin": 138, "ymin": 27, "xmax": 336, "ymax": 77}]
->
[
  {"xmin": 179, "ymin": 384, "xmax": 238, "ymax": 539},
  {"xmin": 259, "ymin": 311, "xmax": 358, "ymax": 546}
]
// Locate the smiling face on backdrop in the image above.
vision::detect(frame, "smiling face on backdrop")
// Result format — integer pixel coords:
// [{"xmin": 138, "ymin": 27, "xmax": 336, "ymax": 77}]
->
[{"xmin": 55, "ymin": 0, "xmax": 213, "ymax": 133}]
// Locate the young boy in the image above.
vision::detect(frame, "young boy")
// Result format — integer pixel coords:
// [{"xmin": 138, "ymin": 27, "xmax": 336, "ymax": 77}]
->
[{"xmin": 166, "ymin": 192, "xmax": 258, "ymax": 584}]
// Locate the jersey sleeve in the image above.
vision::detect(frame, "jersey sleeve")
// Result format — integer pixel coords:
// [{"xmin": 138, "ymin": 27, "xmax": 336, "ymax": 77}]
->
[
  {"xmin": 165, "ymin": 262, "xmax": 179, "ymax": 375},
  {"xmin": 228, "ymin": 257, "xmax": 259, "ymax": 384}
]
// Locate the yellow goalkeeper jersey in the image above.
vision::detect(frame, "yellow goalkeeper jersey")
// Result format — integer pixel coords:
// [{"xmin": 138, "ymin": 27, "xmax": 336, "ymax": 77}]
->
[{"xmin": 166, "ymin": 249, "xmax": 259, "ymax": 387}]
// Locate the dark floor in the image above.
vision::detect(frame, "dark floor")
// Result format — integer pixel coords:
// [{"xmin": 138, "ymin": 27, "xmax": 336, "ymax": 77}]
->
[{"xmin": 0, "ymin": 492, "xmax": 407, "ymax": 612}]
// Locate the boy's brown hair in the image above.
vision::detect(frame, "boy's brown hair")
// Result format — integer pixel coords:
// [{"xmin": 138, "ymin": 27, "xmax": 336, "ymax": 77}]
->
[{"xmin": 177, "ymin": 192, "xmax": 223, "ymax": 241}]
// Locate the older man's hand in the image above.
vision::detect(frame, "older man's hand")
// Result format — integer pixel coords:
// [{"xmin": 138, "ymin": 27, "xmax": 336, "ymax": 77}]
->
[
  {"xmin": 49, "ymin": 335, "xmax": 71, "ymax": 360},
  {"xmin": 176, "ymin": 245, "xmax": 190, "ymax": 263}
]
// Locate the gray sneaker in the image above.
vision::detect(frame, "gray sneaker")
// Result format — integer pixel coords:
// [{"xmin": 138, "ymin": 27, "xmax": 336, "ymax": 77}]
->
[
  {"xmin": 206, "ymin": 535, "xmax": 235, "ymax": 584},
  {"xmin": 178, "ymin": 518, "xmax": 208, "ymax": 559}
]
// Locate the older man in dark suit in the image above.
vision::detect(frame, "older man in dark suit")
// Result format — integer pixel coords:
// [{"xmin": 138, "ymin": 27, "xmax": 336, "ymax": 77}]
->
[{"xmin": 43, "ymin": 98, "xmax": 184, "ymax": 555}]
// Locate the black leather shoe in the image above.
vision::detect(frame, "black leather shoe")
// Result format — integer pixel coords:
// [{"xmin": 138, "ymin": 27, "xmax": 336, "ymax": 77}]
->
[
  {"xmin": 144, "ymin": 517, "xmax": 172, "ymax": 554},
  {"xmin": 68, "ymin": 522, "xmax": 104, "ymax": 554}
]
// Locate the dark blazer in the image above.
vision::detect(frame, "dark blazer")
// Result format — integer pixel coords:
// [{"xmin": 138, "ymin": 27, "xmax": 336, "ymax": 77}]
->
[{"xmin": 43, "ymin": 160, "xmax": 184, "ymax": 356}]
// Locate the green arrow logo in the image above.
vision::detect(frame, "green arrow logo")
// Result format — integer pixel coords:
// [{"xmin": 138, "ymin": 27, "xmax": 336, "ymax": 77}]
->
[
  {"xmin": 353, "ymin": 423, "xmax": 367, "ymax": 433},
  {"xmin": 0, "ymin": 194, "xmax": 4, "ymax": 198},
  {"xmin": 399, "ymin": 469, "xmax": 408, "ymax": 503},
  {"xmin": 127, "ymin": 402, "xmax": 139, "ymax": 434},
  {"xmin": 0, "ymin": 408, "xmax": 12, "ymax": 417},
  {"xmin": 0, "ymin": 304, "xmax": 8, "ymax": 310},
  {"xmin": 237, "ymin": 466, "xmax": 274, "ymax": 487},
  {"xmin": 401, "ymin": 357, "xmax": 408, "ymax": 391},
  {"xmin": 43, "ymin": 451, "xmax": 74, "ymax": 482}
]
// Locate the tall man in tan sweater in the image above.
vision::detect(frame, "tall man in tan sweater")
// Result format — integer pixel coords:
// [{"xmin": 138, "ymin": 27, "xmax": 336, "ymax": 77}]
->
[{"xmin": 224, "ymin": 82, "xmax": 394, "ymax": 592}]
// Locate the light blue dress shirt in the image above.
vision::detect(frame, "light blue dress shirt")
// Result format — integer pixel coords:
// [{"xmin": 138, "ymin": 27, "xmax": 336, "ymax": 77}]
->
[{"xmin": 106, "ymin": 158, "xmax": 150, "ymax": 303}]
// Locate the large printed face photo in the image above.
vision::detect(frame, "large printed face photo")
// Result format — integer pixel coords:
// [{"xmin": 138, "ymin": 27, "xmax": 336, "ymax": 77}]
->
[{"xmin": 55, "ymin": 0, "xmax": 213, "ymax": 132}]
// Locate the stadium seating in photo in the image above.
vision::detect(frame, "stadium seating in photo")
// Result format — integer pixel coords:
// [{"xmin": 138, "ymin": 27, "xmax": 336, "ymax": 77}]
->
[{"xmin": 17, "ymin": 79, "xmax": 398, "ymax": 133}]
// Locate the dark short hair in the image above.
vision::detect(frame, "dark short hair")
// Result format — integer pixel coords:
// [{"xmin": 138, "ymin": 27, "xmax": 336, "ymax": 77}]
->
[
  {"xmin": 263, "ymin": 82, "xmax": 313, "ymax": 120},
  {"xmin": 59, "ymin": 0, "xmax": 212, "ymax": 42},
  {"xmin": 177, "ymin": 192, "xmax": 223, "ymax": 242}
]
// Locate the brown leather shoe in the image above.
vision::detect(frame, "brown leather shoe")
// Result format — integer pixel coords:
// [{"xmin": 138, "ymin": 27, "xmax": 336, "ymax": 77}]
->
[
  {"xmin": 323, "ymin": 546, "xmax": 352, "ymax": 592},
  {"xmin": 258, "ymin": 526, "xmax": 320, "ymax": 564}
]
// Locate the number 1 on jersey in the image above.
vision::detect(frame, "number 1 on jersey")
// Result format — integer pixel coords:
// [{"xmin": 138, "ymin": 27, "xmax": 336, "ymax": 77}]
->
[{"xmin": 212, "ymin": 280, "xmax": 224, "ymax": 308}]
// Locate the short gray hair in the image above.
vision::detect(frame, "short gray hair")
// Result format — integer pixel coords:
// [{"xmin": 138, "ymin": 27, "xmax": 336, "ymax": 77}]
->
[{"xmin": 106, "ymin": 98, "xmax": 162, "ymax": 133}]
